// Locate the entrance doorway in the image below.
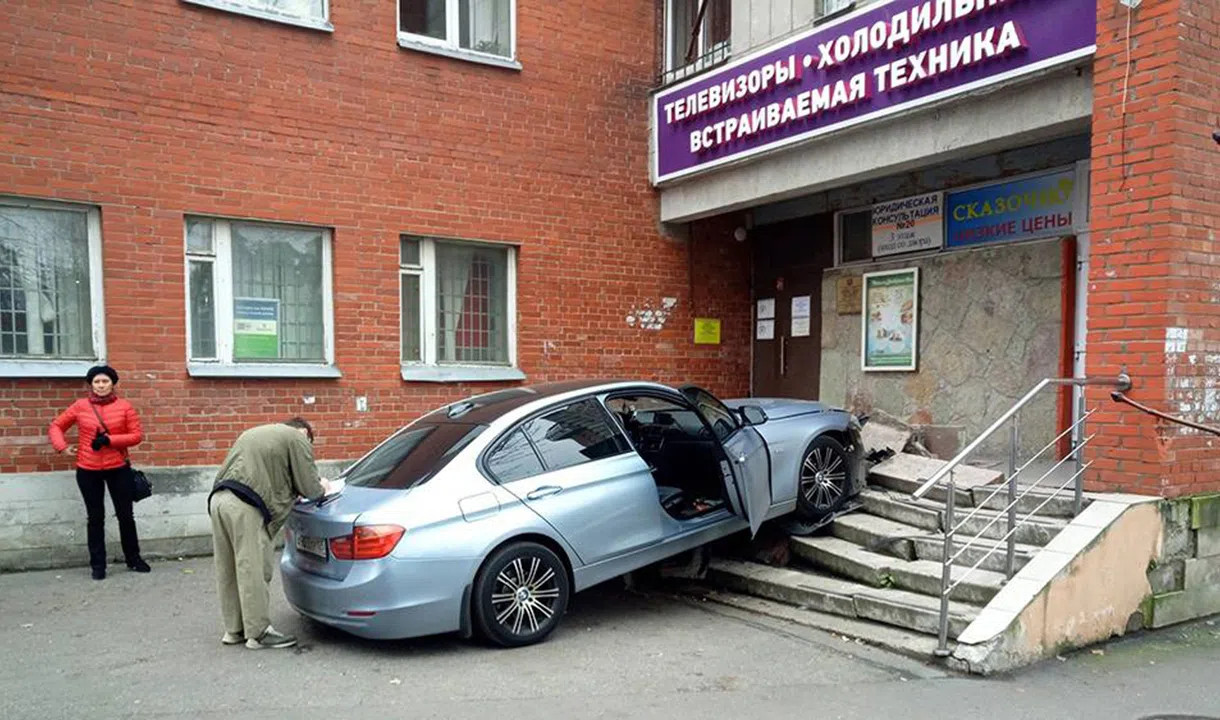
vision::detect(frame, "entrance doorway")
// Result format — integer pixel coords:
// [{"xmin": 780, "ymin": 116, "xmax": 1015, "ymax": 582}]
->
[{"xmin": 751, "ymin": 214, "xmax": 834, "ymax": 400}]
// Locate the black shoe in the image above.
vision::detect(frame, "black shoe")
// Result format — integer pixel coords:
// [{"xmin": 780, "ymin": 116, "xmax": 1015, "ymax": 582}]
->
[
  {"xmin": 126, "ymin": 558, "xmax": 151, "ymax": 573},
  {"xmin": 91, "ymin": 567, "xmax": 106, "ymax": 581}
]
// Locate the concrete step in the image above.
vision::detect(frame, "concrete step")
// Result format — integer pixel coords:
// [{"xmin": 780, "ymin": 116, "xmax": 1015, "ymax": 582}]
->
[
  {"xmin": 861, "ymin": 489, "xmax": 1068, "ymax": 546},
  {"xmin": 682, "ymin": 587, "xmax": 945, "ymax": 662},
  {"xmin": 707, "ymin": 558, "xmax": 980, "ymax": 638},
  {"xmin": 859, "ymin": 489, "xmax": 942, "ymax": 532},
  {"xmin": 949, "ymin": 506, "xmax": 1067, "ymax": 546},
  {"xmin": 867, "ymin": 472, "xmax": 974, "ymax": 509},
  {"xmin": 869, "ymin": 465, "xmax": 1087, "ymax": 518},
  {"xmin": 830, "ymin": 512, "xmax": 930, "ymax": 561},
  {"xmin": 911, "ymin": 535, "xmax": 1038, "ymax": 575},
  {"xmin": 868, "ymin": 453, "xmax": 1003, "ymax": 492},
  {"xmin": 790, "ymin": 536, "xmax": 1005, "ymax": 605},
  {"xmin": 969, "ymin": 484, "xmax": 1089, "ymax": 518}
]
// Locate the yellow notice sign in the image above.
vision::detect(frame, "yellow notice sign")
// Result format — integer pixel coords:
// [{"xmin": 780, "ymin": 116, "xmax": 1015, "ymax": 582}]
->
[{"xmin": 694, "ymin": 318, "xmax": 721, "ymax": 345}]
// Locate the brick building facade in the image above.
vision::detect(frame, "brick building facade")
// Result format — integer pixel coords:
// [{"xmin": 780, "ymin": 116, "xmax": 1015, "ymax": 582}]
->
[
  {"xmin": 1085, "ymin": 0, "xmax": 1220, "ymax": 497},
  {"xmin": 1, "ymin": 0, "xmax": 749, "ymax": 477},
  {"xmin": 1, "ymin": 0, "xmax": 1217, "ymax": 570}
]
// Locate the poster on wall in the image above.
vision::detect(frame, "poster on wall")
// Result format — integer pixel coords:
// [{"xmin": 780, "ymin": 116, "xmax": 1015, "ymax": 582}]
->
[
  {"xmin": 756, "ymin": 319, "xmax": 775, "ymax": 340},
  {"xmin": 233, "ymin": 297, "xmax": 280, "ymax": 359},
  {"xmin": 871, "ymin": 192, "xmax": 944, "ymax": 257},
  {"xmin": 861, "ymin": 268, "xmax": 918, "ymax": 372}
]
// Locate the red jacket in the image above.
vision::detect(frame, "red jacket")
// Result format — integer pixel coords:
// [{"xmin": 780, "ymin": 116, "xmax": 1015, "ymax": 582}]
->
[{"xmin": 49, "ymin": 397, "xmax": 144, "ymax": 471}]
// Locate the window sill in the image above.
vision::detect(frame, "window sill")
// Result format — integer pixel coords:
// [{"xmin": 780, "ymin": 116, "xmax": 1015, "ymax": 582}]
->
[
  {"xmin": 401, "ymin": 364, "xmax": 526, "ymax": 383},
  {"xmin": 0, "ymin": 359, "xmax": 102, "ymax": 379},
  {"xmin": 396, "ymin": 36, "xmax": 522, "ymax": 71},
  {"xmin": 181, "ymin": 0, "xmax": 334, "ymax": 33},
  {"xmin": 188, "ymin": 362, "xmax": 342, "ymax": 378}
]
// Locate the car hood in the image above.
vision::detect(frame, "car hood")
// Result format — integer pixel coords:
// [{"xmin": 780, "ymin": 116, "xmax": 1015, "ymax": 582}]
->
[{"xmin": 722, "ymin": 397, "xmax": 838, "ymax": 420}]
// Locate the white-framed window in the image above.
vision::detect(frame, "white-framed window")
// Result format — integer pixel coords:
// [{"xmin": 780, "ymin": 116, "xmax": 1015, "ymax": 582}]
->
[
  {"xmin": 397, "ymin": 0, "xmax": 520, "ymax": 69},
  {"xmin": 399, "ymin": 234, "xmax": 523, "ymax": 383},
  {"xmin": 0, "ymin": 197, "xmax": 106, "ymax": 378},
  {"xmin": 185, "ymin": 216, "xmax": 338, "ymax": 378},
  {"xmin": 664, "ymin": 0, "xmax": 731, "ymax": 82},
  {"xmin": 834, "ymin": 207, "xmax": 874, "ymax": 265},
  {"xmin": 815, "ymin": 0, "xmax": 856, "ymax": 23},
  {"xmin": 181, "ymin": 0, "xmax": 333, "ymax": 33}
]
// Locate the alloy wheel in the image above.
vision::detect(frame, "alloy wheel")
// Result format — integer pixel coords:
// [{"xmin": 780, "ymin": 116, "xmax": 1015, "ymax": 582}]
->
[
  {"xmin": 800, "ymin": 445, "xmax": 847, "ymax": 510},
  {"xmin": 490, "ymin": 555, "xmax": 562, "ymax": 637}
]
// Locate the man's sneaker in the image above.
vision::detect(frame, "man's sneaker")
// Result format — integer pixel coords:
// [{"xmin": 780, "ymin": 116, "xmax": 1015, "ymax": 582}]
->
[
  {"xmin": 221, "ymin": 632, "xmax": 245, "ymax": 646},
  {"xmin": 245, "ymin": 627, "xmax": 297, "ymax": 650}
]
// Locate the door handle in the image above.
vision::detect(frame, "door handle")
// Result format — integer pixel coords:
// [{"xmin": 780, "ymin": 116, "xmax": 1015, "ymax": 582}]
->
[
  {"xmin": 780, "ymin": 335, "xmax": 788, "ymax": 377},
  {"xmin": 526, "ymin": 485, "xmax": 563, "ymax": 500},
  {"xmin": 734, "ymin": 455, "xmax": 746, "ymax": 464}
]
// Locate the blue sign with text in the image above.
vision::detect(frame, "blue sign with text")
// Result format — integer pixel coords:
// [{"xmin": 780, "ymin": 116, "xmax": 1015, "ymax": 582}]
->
[{"xmin": 945, "ymin": 169, "xmax": 1078, "ymax": 249}]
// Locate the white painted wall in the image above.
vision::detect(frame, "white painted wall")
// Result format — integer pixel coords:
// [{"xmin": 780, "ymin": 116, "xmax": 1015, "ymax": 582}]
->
[{"xmin": 0, "ymin": 460, "xmax": 350, "ymax": 571}]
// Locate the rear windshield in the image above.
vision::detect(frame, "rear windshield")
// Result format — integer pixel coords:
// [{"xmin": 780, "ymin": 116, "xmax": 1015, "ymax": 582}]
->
[{"xmin": 343, "ymin": 422, "xmax": 486, "ymax": 490}]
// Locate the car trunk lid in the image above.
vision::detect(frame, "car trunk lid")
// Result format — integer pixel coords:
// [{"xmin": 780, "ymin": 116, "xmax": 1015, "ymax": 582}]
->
[{"xmin": 285, "ymin": 486, "xmax": 400, "ymax": 580}]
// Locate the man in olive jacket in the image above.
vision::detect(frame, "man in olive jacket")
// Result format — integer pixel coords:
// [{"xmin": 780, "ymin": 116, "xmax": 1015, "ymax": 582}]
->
[{"xmin": 208, "ymin": 418, "xmax": 330, "ymax": 649}]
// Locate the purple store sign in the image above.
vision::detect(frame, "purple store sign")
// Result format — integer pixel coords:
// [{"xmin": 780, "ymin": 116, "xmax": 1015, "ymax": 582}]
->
[{"xmin": 651, "ymin": 0, "xmax": 1097, "ymax": 184}]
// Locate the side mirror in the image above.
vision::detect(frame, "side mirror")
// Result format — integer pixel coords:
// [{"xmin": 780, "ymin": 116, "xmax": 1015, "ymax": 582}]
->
[{"xmin": 739, "ymin": 405, "xmax": 768, "ymax": 426}]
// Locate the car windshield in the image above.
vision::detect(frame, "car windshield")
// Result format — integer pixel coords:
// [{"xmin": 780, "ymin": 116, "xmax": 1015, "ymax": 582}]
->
[{"xmin": 343, "ymin": 422, "xmax": 487, "ymax": 490}]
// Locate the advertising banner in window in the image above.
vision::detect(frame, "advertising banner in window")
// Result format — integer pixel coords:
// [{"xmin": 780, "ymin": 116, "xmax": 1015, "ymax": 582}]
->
[
  {"xmin": 233, "ymin": 297, "xmax": 280, "ymax": 359},
  {"xmin": 945, "ymin": 169, "xmax": 1078, "ymax": 248},
  {"xmin": 651, "ymin": 0, "xmax": 1097, "ymax": 184},
  {"xmin": 871, "ymin": 192, "xmax": 943, "ymax": 257}
]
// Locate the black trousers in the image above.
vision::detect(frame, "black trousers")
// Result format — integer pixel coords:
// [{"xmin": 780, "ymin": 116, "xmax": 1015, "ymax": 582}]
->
[{"xmin": 76, "ymin": 466, "xmax": 141, "ymax": 569}]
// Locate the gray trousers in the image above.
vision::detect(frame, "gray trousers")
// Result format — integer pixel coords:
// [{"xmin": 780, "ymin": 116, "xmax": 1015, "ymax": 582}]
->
[{"xmin": 208, "ymin": 490, "xmax": 274, "ymax": 639}]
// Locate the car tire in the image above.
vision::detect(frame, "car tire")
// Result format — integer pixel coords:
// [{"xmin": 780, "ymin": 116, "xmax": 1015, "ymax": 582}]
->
[
  {"xmin": 795, "ymin": 435, "xmax": 853, "ymax": 523},
  {"xmin": 473, "ymin": 541, "xmax": 570, "ymax": 648}
]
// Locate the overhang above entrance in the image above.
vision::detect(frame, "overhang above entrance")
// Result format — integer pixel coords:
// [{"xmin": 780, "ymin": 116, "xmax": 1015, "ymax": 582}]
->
[{"xmin": 658, "ymin": 69, "xmax": 1092, "ymax": 224}]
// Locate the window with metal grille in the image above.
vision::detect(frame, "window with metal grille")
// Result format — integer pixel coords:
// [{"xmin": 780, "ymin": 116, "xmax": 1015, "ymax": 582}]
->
[
  {"xmin": 400, "ymin": 235, "xmax": 516, "ymax": 369},
  {"xmin": 0, "ymin": 199, "xmax": 102, "ymax": 368},
  {"xmin": 663, "ymin": 0, "xmax": 731, "ymax": 84},
  {"xmin": 185, "ymin": 216, "xmax": 334, "ymax": 372}
]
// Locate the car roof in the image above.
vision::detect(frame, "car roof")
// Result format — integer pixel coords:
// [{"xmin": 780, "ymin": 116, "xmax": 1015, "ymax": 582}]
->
[{"xmin": 419, "ymin": 379, "xmax": 665, "ymax": 425}]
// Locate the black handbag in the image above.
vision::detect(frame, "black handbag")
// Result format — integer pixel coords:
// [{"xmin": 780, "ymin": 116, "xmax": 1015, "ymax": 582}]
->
[{"xmin": 90, "ymin": 403, "xmax": 153, "ymax": 503}]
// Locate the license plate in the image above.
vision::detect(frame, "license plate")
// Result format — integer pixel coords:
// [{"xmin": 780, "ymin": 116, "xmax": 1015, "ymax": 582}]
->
[{"xmin": 294, "ymin": 533, "xmax": 328, "ymax": 560}]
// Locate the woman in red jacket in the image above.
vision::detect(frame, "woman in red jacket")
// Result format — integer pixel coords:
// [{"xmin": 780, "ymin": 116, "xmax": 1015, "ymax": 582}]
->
[{"xmin": 49, "ymin": 365, "xmax": 150, "ymax": 580}]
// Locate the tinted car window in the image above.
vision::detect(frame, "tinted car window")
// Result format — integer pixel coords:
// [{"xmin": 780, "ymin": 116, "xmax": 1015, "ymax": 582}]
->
[
  {"xmin": 525, "ymin": 399, "xmax": 629, "ymax": 472},
  {"xmin": 485, "ymin": 428, "xmax": 545, "ymax": 483},
  {"xmin": 345, "ymin": 423, "xmax": 486, "ymax": 489}
]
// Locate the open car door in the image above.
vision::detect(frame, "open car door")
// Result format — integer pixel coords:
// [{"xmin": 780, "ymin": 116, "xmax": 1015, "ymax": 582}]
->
[{"xmin": 679, "ymin": 385, "xmax": 772, "ymax": 536}]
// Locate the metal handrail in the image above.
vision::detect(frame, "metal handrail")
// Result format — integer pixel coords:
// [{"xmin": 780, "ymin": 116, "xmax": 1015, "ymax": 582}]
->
[
  {"xmin": 911, "ymin": 375, "xmax": 1130, "ymax": 501},
  {"xmin": 916, "ymin": 374, "xmax": 1131, "ymax": 657}
]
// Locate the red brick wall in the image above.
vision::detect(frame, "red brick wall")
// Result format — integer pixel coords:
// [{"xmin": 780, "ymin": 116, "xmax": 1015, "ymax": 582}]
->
[
  {"xmin": 1086, "ymin": 0, "xmax": 1220, "ymax": 496},
  {"xmin": 0, "ymin": 0, "xmax": 752, "ymax": 473}
]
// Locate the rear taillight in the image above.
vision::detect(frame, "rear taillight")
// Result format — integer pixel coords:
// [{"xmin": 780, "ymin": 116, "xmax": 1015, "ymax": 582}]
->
[{"xmin": 330, "ymin": 525, "xmax": 406, "ymax": 560}]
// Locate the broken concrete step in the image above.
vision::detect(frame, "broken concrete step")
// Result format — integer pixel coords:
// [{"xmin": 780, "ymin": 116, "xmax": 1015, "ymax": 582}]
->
[
  {"xmin": 707, "ymin": 558, "xmax": 979, "ymax": 638},
  {"xmin": 867, "ymin": 471, "xmax": 974, "ymax": 508},
  {"xmin": 830, "ymin": 512, "xmax": 931, "ymax": 560},
  {"xmin": 859, "ymin": 489, "xmax": 942, "ymax": 531},
  {"xmin": 911, "ymin": 535, "xmax": 1038, "ymax": 575},
  {"xmin": 790, "ymin": 536, "xmax": 1005, "ymax": 605},
  {"xmin": 869, "ymin": 453, "xmax": 1003, "ymax": 492}
]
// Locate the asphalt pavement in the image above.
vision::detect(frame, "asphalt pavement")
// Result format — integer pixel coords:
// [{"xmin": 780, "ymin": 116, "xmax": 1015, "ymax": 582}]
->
[{"xmin": 1, "ymin": 555, "xmax": 1217, "ymax": 720}]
